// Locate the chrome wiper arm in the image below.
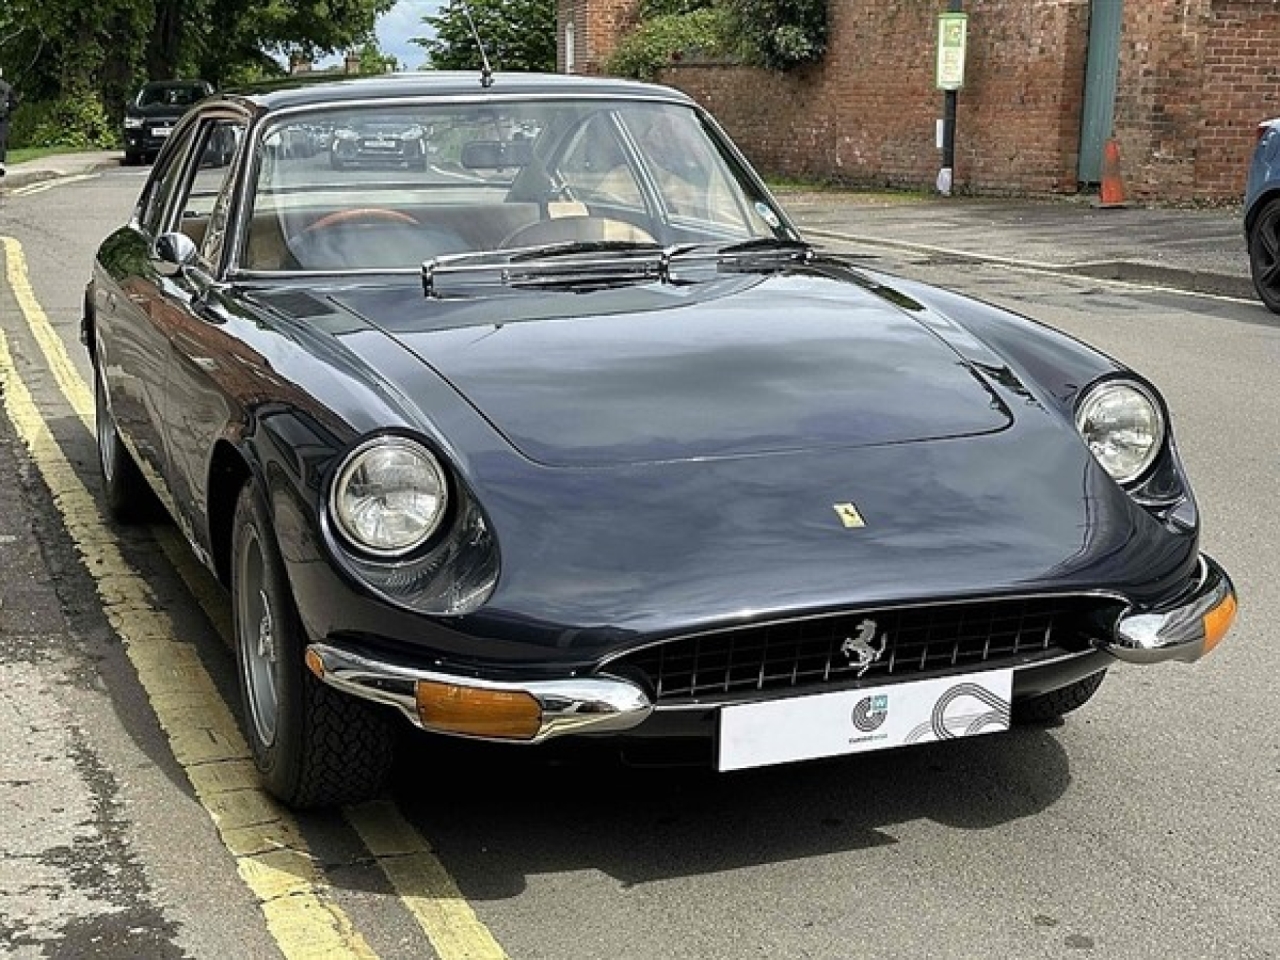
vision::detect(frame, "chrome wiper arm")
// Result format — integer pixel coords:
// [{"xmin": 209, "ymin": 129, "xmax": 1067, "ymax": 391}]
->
[
  {"xmin": 424, "ymin": 244, "xmax": 664, "ymax": 297},
  {"xmin": 422, "ymin": 238, "xmax": 812, "ymax": 297},
  {"xmin": 666, "ymin": 237, "xmax": 813, "ymax": 260},
  {"xmin": 660, "ymin": 237, "xmax": 813, "ymax": 283},
  {"xmin": 504, "ymin": 239, "xmax": 663, "ymax": 261}
]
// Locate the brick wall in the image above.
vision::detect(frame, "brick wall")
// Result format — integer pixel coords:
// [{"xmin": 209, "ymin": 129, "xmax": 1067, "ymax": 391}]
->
[
  {"xmin": 660, "ymin": 0, "xmax": 1092, "ymax": 196},
  {"xmin": 1194, "ymin": 0, "xmax": 1280, "ymax": 198},
  {"xmin": 565, "ymin": 0, "xmax": 1276, "ymax": 201},
  {"xmin": 559, "ymin": 0, "xmax": 640, "ymax": 74}
]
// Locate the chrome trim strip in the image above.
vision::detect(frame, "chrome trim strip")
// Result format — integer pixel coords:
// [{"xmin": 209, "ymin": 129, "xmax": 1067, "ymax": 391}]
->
[
  {"xmin": 1107, "ymin": 554, "xmax": 1235, "ymax": 664},
  {"xmin": 307, "ymin": 643, "xmax": 653, "ymax": 743}
]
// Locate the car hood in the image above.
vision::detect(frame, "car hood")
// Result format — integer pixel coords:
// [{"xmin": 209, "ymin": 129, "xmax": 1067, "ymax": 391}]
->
[
  {"xmin": 329, "ymin": 272, "xmax": 1013, "ymax": 468},
  {"xmin": 252, "ymin": 270, "xmax": 1195, "ymax": 648}
]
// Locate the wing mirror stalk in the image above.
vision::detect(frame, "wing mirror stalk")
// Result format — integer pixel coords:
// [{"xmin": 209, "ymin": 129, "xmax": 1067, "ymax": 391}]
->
[{"xmin": 153, "ymin": 232, "xmax": 226, "ymax": 320}]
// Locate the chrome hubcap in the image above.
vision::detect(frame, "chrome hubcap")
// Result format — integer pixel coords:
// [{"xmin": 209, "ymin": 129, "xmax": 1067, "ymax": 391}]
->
[
  {"xmin": 257, "ymin": 590, "xmax": 275, "ymax": 662},
  {"xmin": 238, "ymin": 532, "xmax": 280, "ymax": 748},
  {"xmin": 95, "ymin": 372, "xmax": 117, "ymax": 485}
]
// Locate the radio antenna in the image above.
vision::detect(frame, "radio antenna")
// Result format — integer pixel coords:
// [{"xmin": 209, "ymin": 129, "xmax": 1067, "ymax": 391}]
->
[{"xmin": 460, "ymin": 3, "xmax": 494, "ymax": 88}]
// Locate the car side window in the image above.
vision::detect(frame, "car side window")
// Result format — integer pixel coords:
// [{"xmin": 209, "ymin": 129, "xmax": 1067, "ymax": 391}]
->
[
  {"xmin": 138, "ymin": 125, "xmax": 201, "ymax": 235},
  {"xmin": 195, "ymin": 120, "xmax": 248, "ymax": 268},
  {"xmin": 152, "ymin": 117, "xmax": 246, "ymax": 270},
  {"xmin": 557, "ymin": 113, "xmax": 644, "ymax": 211}
]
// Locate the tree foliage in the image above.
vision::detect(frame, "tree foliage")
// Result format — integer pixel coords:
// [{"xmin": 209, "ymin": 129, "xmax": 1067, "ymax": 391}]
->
[
  {"xmin": 359, "ymin": 40, "xmax": 398, "ymax": 74},
  {"xmin": 0, "ymin": 0, "xmax": 395, "ymax": 147},
  {"xmin": 608, "ymin": 0, "xmax": 825, "ymax": 79},
  {"xmin": 721, "ymin": 0, "xmax": 827, "ymax": 70},
  {"xmin": 606, "ymin": 8, "xmax": 729, "ymax": 82},
  {"xmin": 419, "ymin": 0, "xmax": 556, "ymax": 73}
]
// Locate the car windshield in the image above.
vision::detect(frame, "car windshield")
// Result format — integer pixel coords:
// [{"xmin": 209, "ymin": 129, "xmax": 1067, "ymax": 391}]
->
[
  {"xmin": 240, "ymin": 98, "xmax": 796, "ymax": 273},
  {"xmin": 138, "ymin": 83, "xmax": 207, "ymax": 108}
]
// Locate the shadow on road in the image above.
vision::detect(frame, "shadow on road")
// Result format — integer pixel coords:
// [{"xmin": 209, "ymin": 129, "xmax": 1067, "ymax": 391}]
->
[{"xmin": 373, "ymin": 726, "xmax": 1071, "ymax": 899}]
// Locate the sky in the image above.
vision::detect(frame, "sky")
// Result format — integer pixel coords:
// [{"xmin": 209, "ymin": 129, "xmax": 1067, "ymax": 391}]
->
[{"xmin": 374, "ymin": 0, "xmax": 441, "ymax": 70}]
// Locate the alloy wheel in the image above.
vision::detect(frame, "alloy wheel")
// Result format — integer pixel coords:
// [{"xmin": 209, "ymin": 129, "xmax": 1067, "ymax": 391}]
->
[{"xmin": 236, "ymin": 527, "xmax": 280, "ymax": 748}]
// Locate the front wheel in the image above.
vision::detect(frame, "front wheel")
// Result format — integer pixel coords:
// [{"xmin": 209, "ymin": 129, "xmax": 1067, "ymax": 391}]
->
[
  {"xmin": 1013, "ymin": 671, "xmax": 1106, "ymax": 724},
  {"xmin": 231, "ymin": 481, "xmax": 394, "ymax": 808},
  {"xmin": 1249, "ymin": 198, "xmax": 1280, "ymax": 313}
]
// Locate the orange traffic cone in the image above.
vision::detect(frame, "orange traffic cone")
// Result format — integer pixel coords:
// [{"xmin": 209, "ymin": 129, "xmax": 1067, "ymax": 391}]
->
[{"xmin": 1093, "ymin": 137, "xmax": 1128, "ymax": 208}]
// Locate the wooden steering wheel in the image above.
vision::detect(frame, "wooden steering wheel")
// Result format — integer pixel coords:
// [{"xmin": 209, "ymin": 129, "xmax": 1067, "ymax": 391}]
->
[{"xmin": 301, "ymin": 208, "xmax": 419, "ymax": 234}]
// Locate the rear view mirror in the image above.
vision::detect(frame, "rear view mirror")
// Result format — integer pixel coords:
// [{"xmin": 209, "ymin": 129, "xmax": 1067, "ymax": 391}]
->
[{"xmin": 461, "ymin": 139, "xmax": 533, "ymax": 170}]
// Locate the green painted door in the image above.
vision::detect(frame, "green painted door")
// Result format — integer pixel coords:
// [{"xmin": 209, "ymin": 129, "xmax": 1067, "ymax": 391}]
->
[{"xmin": 1079, "ymin": 0, "xmax": 1123, "ymax": 183}]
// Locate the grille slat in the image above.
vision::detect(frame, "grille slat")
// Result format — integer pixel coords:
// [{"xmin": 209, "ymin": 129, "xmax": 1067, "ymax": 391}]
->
[{"xmin": 612, "ymin": 597, "xmax": 1113, "ymax": 704}]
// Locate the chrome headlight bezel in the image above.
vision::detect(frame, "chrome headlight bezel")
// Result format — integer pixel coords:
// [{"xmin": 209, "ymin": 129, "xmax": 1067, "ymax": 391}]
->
[
  {"xmin": 1074, "ymin": 379, "xmax": 1167, "ymax": 486},
  {"xmin": 329, "ymin": 436, "xmax": 450, "ymax": 559}
]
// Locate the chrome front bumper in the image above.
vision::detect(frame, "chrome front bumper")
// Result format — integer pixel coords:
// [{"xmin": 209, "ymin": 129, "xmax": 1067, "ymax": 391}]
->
[
  {"xmin": 1105, "ymin": 554, "xmax": 1237, "ymax": 664},
  {"xmin": 306, "ymin": 642, "xmax": 653, "ymax": 742},
  {"xmin": 306, "ymin": 553, "xmax": 1235, "ymax": 744}
]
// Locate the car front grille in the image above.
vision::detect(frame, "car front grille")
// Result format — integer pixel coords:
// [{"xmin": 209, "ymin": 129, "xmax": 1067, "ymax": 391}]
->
[{"xmin": 607, "ymin": 596, "xmax": 1119, "ymax": 704}]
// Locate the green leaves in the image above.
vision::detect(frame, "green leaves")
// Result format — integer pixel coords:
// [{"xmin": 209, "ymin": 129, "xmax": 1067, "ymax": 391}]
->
[
  {"xmin": 0, "ymin": 0, "xmax": 397, "ymax": 149},
  {"xmin": 721, "ymin": 0, "xmax": 827, "ymax": 70},
  {"xmin": 607, "ymin": 0, "xmax": 826, "ymax": 81},
  {"xmin": 420, "ymin": 0, "xmax": 557, "ymax": 73},
  {"xmin": 606, "ymin": 8, "xmax": 729, "ymax": 82}
]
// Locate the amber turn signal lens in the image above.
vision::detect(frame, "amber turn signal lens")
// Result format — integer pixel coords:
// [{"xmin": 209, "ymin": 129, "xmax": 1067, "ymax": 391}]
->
[
  {"xmin": 304, "ymin": 648, "xmax": 325, "ymax": 679},
  {"xmin": 1201, "ymin": 592, "xmax": 1237, "ymax": 656},
  {"xmin": 415, "ymin": 681, "xmax": 542, "ymax": 740}
]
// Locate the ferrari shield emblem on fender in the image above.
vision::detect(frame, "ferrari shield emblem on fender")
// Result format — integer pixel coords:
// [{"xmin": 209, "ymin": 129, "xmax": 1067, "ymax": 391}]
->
[{"xmin": 833, "ymin": 502, "xmax": 866, "ymax": 528}]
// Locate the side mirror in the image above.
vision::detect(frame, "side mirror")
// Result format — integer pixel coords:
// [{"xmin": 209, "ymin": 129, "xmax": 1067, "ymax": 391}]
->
[{"xmin": 152, "ymin": 232, "xmax": 200, "ymax": 277}]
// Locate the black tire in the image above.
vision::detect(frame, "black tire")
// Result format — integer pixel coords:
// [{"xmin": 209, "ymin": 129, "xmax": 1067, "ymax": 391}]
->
[
  {"xmin": 1013, "ymin": 671, "xmax": 1106, "ymax": 724},
  {"xmin": 230, "ymin": 481, "xmax": 394, "ymax": 808},
  {"xmin": 93, "ymin": 359, "xmax": 154, "ymax": 522},
  {"xmin": 1248, "ymin": 198, "xmax": 1280, "ymax": 314},
  {"xmin": 122, "ymin": 150, "xmax": 140, "ymax": 167}
]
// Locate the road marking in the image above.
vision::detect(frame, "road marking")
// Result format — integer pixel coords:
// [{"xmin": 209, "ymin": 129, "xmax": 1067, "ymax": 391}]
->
[
  {"xmin": 3, "ymin": 234, "xmax": 512, "ymax": 960},
  {"xmin": 0, "ymin": 236, "xmax": 378, "ymax": 960},
  {"xmin": 347, "ymin": 802, "xmax": 509, "ymax": 960},
  {"xmin": 6, "ymin": 173, "xmax": 100, "ymax": 197}
]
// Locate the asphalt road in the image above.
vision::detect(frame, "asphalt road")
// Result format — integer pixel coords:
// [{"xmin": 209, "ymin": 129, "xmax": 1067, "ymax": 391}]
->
[{"xmin": 0, "ymin": 168, "xmax": 1277, "ymax": 960}]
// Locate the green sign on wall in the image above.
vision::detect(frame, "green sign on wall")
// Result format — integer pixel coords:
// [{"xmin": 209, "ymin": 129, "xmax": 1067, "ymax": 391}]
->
[{"xmin": 936, "ymin": 12, "xmax": 968, "ymax": 91}]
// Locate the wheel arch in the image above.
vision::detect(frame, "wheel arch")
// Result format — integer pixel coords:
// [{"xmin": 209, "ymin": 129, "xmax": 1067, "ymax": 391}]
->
[
  {"xmin": 1245, "ymin": 187, "xmax": 1280, "ymax": 239},
  {"xmin": 207, "ymin": 439, "xmax": 255, "ymax": 586}
]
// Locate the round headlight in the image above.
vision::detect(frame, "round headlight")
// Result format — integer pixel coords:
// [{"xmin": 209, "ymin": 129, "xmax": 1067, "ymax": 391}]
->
[
  {"xmin": 331, "ymin": 438, "xmax": 449, "ymax": 557},
  {"xmin": 1075, "ymin": 381, "xmax": 1165, "ymax": 484}
]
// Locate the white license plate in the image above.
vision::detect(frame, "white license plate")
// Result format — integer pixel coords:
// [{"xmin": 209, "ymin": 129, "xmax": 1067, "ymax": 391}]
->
[
  {"xmin": 718, "ymin": 669, "xmax": 1012, "ymax": 772},
  {"xmin": 154, "ymin": 127, "xmax": 172, "ymax": 137}
]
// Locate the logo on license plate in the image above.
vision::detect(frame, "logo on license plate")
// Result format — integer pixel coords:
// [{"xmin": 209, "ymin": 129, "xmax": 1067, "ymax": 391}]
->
[{"xmin": 852, "ymin": 695, "xmax": 888, "ymax": 732}]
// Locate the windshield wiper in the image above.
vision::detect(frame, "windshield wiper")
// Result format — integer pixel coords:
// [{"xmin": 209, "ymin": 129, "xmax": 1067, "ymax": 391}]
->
[
  {"xmin": 422, "ymin": 237, "xmax": 812, "ymax": 297},
  {"xmin": 424, "ymin": 242, "xmax": 664, "ymax": 297}
]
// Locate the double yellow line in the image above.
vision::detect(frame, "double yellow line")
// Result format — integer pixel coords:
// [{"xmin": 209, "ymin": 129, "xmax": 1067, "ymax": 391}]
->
[{"xmin": 0, "ymin": 236, "xmax": 508, "ymax": 960}]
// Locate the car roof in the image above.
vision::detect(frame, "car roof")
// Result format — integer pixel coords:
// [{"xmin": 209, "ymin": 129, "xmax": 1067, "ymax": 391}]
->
[{"xmin": 217, "ymin": 71, "xmax": 695, "ymax": 113}]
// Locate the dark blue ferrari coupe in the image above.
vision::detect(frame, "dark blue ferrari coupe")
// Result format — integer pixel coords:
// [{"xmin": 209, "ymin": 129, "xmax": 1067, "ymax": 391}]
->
[{"xmin": 85, "ymin": 72, "xmax": 1236, "ymax": 808}]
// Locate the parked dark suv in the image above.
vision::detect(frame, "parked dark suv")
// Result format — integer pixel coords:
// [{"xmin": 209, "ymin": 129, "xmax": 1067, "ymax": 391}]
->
[{"xmin": 123, "ymin": 79, "xmax": 214, "ymax": 165}]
